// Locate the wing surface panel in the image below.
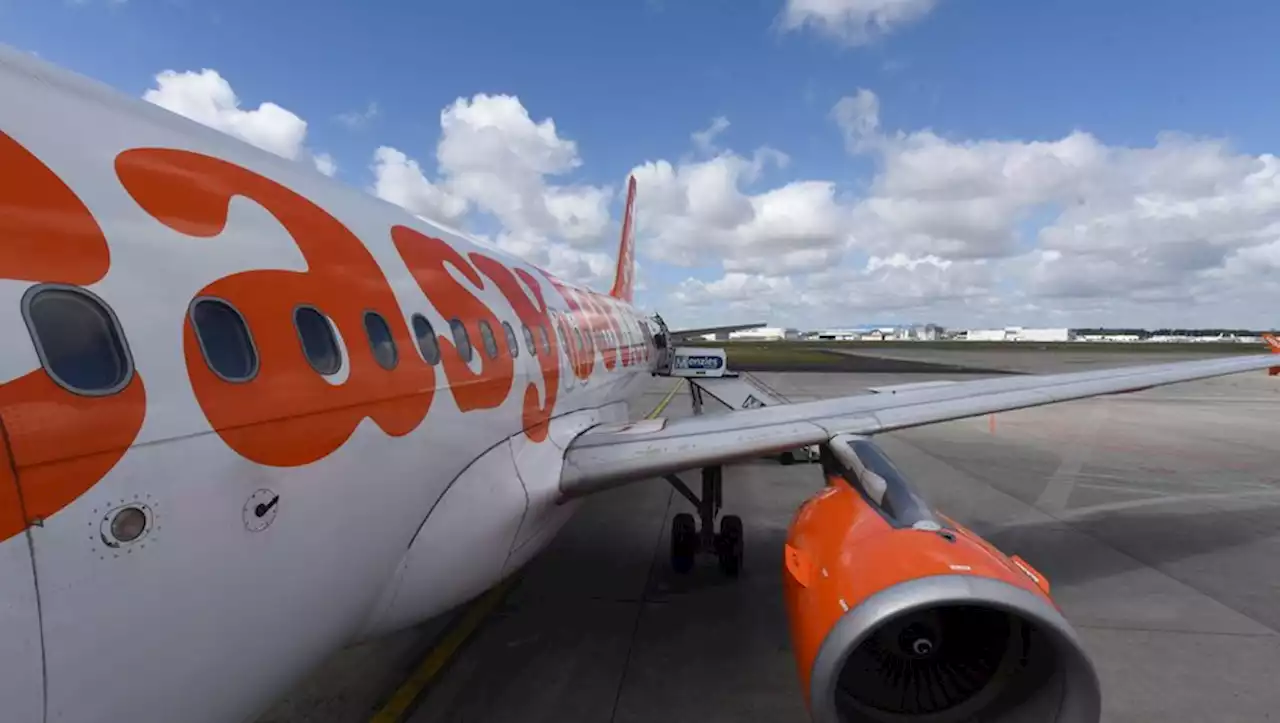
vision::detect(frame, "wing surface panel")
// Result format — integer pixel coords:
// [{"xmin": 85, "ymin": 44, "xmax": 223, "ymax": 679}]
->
[
  {"xmin": 561, "ymin": 353, "xmax": 1277, "ymax": 498},
  {"xmin": 666, "ymin": 322, "xmax": 767, "ymax": 339}
]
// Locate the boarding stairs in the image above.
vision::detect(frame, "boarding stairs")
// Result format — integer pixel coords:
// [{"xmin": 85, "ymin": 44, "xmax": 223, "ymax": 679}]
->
[
  {"xmin": 646, "ymin": 339, "xmax": 818, "ymax": 577},
  {"xmin": 653, "ymin": 344, "xmax": 818, "ymax": 465}
]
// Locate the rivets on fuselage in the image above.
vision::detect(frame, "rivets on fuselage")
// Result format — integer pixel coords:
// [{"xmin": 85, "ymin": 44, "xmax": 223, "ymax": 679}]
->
[{"xmin": 92, "ymin": 495, "xmax": 158, "ymax": 558}]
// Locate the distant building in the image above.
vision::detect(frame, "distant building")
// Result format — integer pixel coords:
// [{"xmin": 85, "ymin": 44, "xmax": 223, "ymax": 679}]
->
[
  {"xmin": 807, "ymin": 328, "xmax": 863, "ymax": 340},
  {"xmin": 918, "ymin": 323, "xmax": 944, "ymax": 341},
  {"xmin": 806, "ymin": 323, "xmax": 944, "ymax": 341},
  {"xmin": 962, "ymin": 327, "xmax": 1075, "ymax": 342},
  {"xmin": 1079, "ymin": 333, "xmax": 1141, "ymax": 342},
  {"xmin": 728, "ymin": 327, "xmax": 802, "ymax": 341}
]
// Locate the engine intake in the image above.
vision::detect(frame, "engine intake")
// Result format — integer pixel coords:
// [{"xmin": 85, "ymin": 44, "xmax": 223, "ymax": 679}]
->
[{"xmin": 811, "ymin": 575, "xmax": 1100, "ymax": 723}]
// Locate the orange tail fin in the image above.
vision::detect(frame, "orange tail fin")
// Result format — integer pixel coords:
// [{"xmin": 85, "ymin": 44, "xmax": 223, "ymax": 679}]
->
[
  {"xmin": 1264, "ymin": 333, "xmax": 1280, "ymax": 376},
  {"xmin": 609, "ymin": 176, "xmax": 637, "ymax": 304}
]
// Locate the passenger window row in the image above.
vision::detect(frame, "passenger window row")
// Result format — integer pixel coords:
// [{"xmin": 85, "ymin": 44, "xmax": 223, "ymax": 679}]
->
[{"xmin": 21, "ymin": 284, "xmax": 580, "ymax": 397}]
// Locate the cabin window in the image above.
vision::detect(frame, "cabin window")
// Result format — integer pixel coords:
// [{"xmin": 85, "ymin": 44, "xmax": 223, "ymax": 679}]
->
[
  {"xmin": 478, "ymin": 319, "xmax": 499, "ymax": 360},
  {"xmin": 294, "ymin": 306, "xmax": 343, "ymax": 375},
  {"xmin": 363, "ymin": 311, "xmax": 398, "ymax": 370},
  {"xmin": 538, "ymin": 324, "xmax": 551, "ymax": 355},
  {"xmin": 502, "ymin": 321, "xmax": 519, "ymax": 358},
  {"xmin": 190, "ymin": 297, "xmax": 258, "ymax": 382},
  {"xmin": 574, "ymin": 327, "xmax": 584, "ymax": 352},
  {"xmin": 412, "ymin": 314, "xmax": 441, "ymax": 365},
  {"xmin": 522, "ymin": 324, "xmax": 537, "ymax": 356},
  {"xmin": 23, "ymin": 285, "xmax": 133, "ymax": 395},
  {"xmin": 555, "ymin": 320, "xmax": 569, "ymax": 354},
  {"xmin": 449, "ymin": 319, "xmax": 473, "ymax": 362}
]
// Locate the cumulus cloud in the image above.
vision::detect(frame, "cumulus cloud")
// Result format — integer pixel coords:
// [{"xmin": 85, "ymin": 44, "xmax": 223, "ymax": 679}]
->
[
  {"xmin": 691, "ymin": 116, "xmax": 731, "ymax": 155},
  {"xmin": 370, "ymin": 93, "xmax": 617, "ymax": 287},
  {"xmin": 627, "ymin": 145, "xmax": 848, "ymax": 275},
  {"xmin": 149, "ymin": 61, "xmax": 1279, "ymax": 329},
  {"xmin": 312, "ymin": 152, "xmax": 337, "ymax": 177},
  {"xmin": 643, "ymin": 88, "xmax": 1280, "ymax": 329},
  {"xmin": 780, "ymin": 0, "xmax": 938, "ymax": 46},
  {"xmin": 336, "ymin": 101, "xmax": 379, "ymax": 129},
  {"xmin": 143, "ymin": 68, "xmax": 336, "ymax": 176},
  {"xmin": 833, "ymin": 89, "xmax": 1280, "ymax": 322},
  {"xmin": 370, "ymin": 146, "xmax": 469, "ymax": 224}
]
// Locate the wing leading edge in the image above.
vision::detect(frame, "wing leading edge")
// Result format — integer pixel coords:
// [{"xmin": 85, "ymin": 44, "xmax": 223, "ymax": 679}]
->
[
  {"xmin": 560, "ymin": 352, "xmax": 1279, "ymax": 499},
  {"xmin": 666, "ymin": 322, "xmax": 768, "ymax": 340}
]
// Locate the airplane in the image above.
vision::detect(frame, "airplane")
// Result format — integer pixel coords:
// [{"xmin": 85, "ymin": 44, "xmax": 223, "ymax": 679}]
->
[{"xmin": 1, "ymin": 43, "xmax": 1279, "ymax": 723}]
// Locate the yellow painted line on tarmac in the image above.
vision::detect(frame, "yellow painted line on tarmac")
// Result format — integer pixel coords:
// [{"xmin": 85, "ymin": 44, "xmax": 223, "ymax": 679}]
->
[
  {"xmin": 647, "ymin": 378, "xmax": 684, "ymax": 419},
  {"xmin": 369, "ymin": 577, "xmax": 516, "ymax": 723},
  {"xmin": 368, "ymin": 377, "xmax": 685, "ymax": 722}
]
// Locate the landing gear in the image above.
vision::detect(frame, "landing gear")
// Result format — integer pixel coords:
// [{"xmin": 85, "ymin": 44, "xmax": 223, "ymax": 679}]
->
[
  {"xmin": 664, "ymin": 466, "xmax": 745, "ymax": 577},
  {"xmin": 660, "ymin": 376, "xmax": 748, "ymax": 577},
  {"xmin": 716, "ymin": 515, "xmax": 743, "ymax": 577},
  {"xmin": 670, "ymin": 513, "xmax": 697, "ymax": 573}
]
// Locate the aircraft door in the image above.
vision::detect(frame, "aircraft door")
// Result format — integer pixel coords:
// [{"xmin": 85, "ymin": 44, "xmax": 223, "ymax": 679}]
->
[{"xmin": 0, "ymin": 420, "xmax": 45, "ymax": 723}]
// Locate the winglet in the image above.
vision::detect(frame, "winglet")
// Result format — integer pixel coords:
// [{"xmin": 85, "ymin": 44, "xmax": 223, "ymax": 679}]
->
[
  {"xmin": 609, "ymin": 175, "xmax": 637, "ymax": 303},
  {"xmin": 1264, "ymin": 333, "xmax": 1280, "ymax": 376}
]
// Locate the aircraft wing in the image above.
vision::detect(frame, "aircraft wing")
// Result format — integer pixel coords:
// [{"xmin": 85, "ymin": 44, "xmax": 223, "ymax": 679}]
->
[
  {"xmin": 666, "ymin": 322, "xmax": 767, "ymax": 339},
  {"xmin": 560, "ymin": 351, "xmax": 1279, "ymax": 499}
]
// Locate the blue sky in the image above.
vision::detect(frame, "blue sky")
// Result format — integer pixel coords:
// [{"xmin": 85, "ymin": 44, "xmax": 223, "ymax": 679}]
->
[{"xmin": 5, "ymin": 0, "xmax": 1280, "ymax": 330}]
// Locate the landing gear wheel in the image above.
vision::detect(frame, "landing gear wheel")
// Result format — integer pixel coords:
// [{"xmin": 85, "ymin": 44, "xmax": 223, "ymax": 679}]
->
[
  {"xmin": 779, "ymin": 452, "xmax": 795, "ymax": 466},
  {"xmin": 717, "ymin": 515, "xmax": 744, "ymax": 577},
  {"xmin": 671, "ymin": 513, "xmax": 697, "ymax": 574}
]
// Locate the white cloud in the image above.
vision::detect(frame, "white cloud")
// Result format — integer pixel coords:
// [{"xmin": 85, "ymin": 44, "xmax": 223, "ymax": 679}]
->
[
  {"xmin": 832, "ymin": 89, "xmax": 1280, "ymax": 324},
  {"xmin": 336, "ymin": 101, "xmax": 379, "ymax": 129},
  {"xmin": 831, "ymin": 89, "xmax": 880, "ymax": 152},
  {"xmin": 692, "ymin": 116, "xmax": 731, "ymax": 155},
  {"xmin": 780, "ymin": 0, "xmax": 938, "ymax": 46},
  {"xmin": 144, "ymin": 69, "xmax": 306, "ymax": 159},
  {"xmin": 312, "ymin": 152, "xmax": 337, "ymax": 177},
  {"xmin": 143, "ymin": 68, "xmax": 336, "ymax": 177},
  {"xmin": 235, "ymin": 68, "xmax": 1279, "ymax": 331},
  {"xmin": 371, "ymin": 93, "xmax": 617, "ymax": 288},
  {"xmin": 628, "ymin": 147, "xmax": 843, "ymax": 275},
  {"xmin": 370, "ymin": 146, "xmax": 469, "ymax": 224},
  {"xmin": 637, "ymin": 87, "xmax": 1280, "ymax": 330}
]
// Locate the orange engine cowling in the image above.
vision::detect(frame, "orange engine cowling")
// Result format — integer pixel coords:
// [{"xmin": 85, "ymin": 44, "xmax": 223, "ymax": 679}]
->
[{"xmin": 784, "ymin": 440, "xmax": 1101, "ymax": 723}]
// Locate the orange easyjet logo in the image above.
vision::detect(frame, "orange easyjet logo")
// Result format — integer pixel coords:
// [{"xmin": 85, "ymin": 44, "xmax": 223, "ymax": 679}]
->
[
  {"xmin": 0, "ymin": 138, "xmax": 647, "ymax": 541},
  {"xmin": 0, "ymin": 131, "xmax": 148, "ymax": 542}
]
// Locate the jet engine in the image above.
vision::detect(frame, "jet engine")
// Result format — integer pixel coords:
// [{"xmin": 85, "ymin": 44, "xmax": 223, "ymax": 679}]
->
[{"xmin": 785, "ymin": 437, "xmax": 1101, "ymax": 723}]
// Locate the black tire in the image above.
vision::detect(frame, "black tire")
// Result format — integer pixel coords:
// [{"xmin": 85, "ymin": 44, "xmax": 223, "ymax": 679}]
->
[
  {"xmin": 779, "ymin": 452, "xmax": 795, "ymax": 466},
  {"xmin": 717, "ymin": 515, "xmax": 744, "ymax": 577},
  {"xmin": 671, "ymin": 513, "xmax": 697, "ymax": 573}
]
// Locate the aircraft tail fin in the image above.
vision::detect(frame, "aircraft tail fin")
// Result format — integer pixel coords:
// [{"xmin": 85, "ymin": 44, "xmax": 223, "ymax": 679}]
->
[
  {"xmin": 1264, "ymin": 333, "xmax": 1280, "ymax": 376},
  {"xmin": 609, "ymin": 176, "xmax": 637, "ymax": 304}
]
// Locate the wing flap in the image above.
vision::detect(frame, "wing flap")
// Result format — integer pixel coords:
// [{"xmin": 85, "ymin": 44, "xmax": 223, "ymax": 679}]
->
[
  {"xmin": 667, "ymin": 322, "xmax": 767, "ymax": 340},
  {"xmin": 561, "ymin": 420, "xmax": 828, "ymax": 497},
  {"xmin": 560, "ymin": 352, "xmax": 1277, "ymax": 499}
]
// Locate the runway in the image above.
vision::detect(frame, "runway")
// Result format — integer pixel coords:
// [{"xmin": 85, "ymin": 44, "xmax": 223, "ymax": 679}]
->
[{"xmin": 258, "ymin": 349, "xmax": 1280, "ymax": 723}]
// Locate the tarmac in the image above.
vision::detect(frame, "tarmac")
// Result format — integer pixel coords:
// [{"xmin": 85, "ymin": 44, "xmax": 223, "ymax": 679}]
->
[{"xmin": 257, "ymin": 348, "xmax": 1280, "ymax": 723}]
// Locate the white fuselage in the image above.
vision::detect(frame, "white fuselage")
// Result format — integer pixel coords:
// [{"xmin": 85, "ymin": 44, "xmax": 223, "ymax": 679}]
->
[{"xmin": 0, "ymin": 45, "xmax": 657, "ymax": 723}]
